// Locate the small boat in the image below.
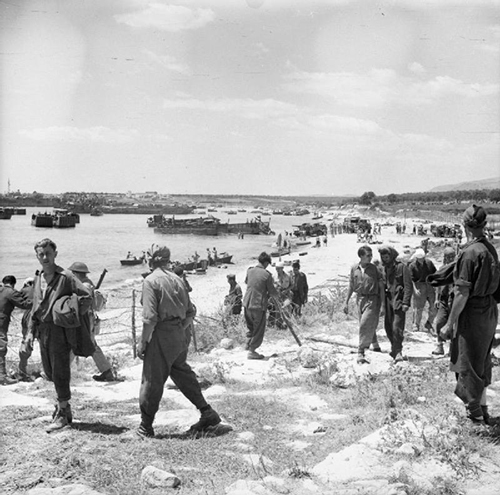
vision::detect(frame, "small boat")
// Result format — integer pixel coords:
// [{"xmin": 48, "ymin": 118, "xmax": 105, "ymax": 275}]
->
[
  {"xmin": 0, "ymin": 209, "xmax": 12, "ymax": 220},
  {"xmin": 90, "ymin": 208, "xmax": 104, "ymax": 216},
  {"xmin": 214, "ymin": 253, "xmax": 233, "ymax": 265},
  {"xmin": 172, "ymin": 260, "xmax": 197, "ymax": 271},
  {"xmin": 296, "ymin": 241, "xmax": 311, "ymax": 246},
  {"xmin": 120, "ymin": 254, "xmax": 146, "ymax": 266}
]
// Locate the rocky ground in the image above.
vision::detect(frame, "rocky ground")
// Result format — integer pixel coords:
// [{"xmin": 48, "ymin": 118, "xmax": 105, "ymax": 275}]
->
[
  {"xmin": 2, "ymin": 322, "xmax": 500, "ymax": 495},
  {"xmin": 2, "ymin": 219, "xmax": 500, "ymax": 495}
]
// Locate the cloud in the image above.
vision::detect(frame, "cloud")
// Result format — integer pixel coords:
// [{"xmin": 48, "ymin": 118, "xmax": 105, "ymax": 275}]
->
[
  {"xmin": 276, "ymin": 114, "xmax": 385, "ymax": 136},
  {"xmin": 19, "ymin": 126, "xmax": 139, "ymax": 144},
  {"xmin": 115, "ymin": 4, "xmax": 215, "ymax": 32},
  {"xmin": 408, "ymin": 62, "xmax": 426, "ymax": 75},
  {"xmin": 283, "ymin": 69, "xmax": 499, "ymax": 108},
  {"xmin": 162, "ymin": 97, "xmax": 298, "ymax": 119},
  {"xmin": 143, "ymin": 49, "xmax": 189, "ymax": 73}
]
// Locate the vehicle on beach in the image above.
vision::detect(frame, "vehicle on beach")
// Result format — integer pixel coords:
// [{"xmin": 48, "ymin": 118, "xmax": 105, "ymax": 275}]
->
[
  {"xmin": 343, "ymin": 216, "xmax": 371, "ymax": 234},
  {"xmin": 292, "ymin": 222, "xmax": 327, "ymax": 237},
  {"xmin": 430, "ymin": 223, "xmax": 462, "ymax": 238}
]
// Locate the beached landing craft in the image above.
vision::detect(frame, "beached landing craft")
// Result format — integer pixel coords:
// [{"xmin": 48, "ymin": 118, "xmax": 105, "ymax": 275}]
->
[
  {"xmin": 152, "ymin": 216, "xmax": 221, "ymax": 235},
  {"xmin": 31, "ymin": 212, "xmax": 54, "ymax": 227},
  {"xmin": 0, "ymin": 208, "xmax": 13, "ymax": 220},
  {"xmin": 148, "ymin": 214, "xmax": 272, "ymax": 235},
  {"xmin": 31, "ymin": 209, "xmax": 79, "ymax": 228}
]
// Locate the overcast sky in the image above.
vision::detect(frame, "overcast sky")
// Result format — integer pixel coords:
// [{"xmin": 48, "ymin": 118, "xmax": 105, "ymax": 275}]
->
[{"xmin": 1, "ymin": 0, "xmax": 499, "ymax": 197}]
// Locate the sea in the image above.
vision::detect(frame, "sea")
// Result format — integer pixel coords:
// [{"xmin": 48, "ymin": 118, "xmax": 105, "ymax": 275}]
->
[{"xmin": 0, "ymin": 207, "xmax": 319, "ymax": 293}]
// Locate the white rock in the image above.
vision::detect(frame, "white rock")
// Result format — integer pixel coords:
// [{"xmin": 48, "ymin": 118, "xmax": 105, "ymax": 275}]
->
[
  {"xmin": 395, "ymin": 443, "xmax": 417, "ymax": 456},
  {"xmin": 140, "ymin": 465, "xmax": 180, "ymax": 488},
  {"xmin": 238, "ymin": 431, "xmax": 255, "ymax": 442},
  {"xmin": 220, "ymin": 338, "xmax": 235, "ymax": 349}
]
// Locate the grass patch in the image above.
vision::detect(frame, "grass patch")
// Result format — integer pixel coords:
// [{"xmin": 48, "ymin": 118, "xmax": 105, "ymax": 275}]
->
[{"xmin": 2, "ymin": 280, "xmax": 500, "ymax": 494}]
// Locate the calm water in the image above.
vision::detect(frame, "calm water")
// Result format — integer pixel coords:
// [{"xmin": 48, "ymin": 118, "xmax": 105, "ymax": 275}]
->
[{"xmin": 0, "ymin": 207, "xmax": 316, "ymax": 291}]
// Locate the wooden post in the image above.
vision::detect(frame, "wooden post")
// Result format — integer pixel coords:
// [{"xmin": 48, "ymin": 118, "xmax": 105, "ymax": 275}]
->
[{"xmin": 131, "ymin": 289, "xmax": 137, "ymax": 358}]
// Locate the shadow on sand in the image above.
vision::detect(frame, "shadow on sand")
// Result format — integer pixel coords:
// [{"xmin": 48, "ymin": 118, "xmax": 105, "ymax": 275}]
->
[
  {"xmin": 71, "ymin": 422, "xmax": 129, "ymax": 435},
  {"xmin": 155, "ymin": 423, "xmax": 233, "ymax": 440}
]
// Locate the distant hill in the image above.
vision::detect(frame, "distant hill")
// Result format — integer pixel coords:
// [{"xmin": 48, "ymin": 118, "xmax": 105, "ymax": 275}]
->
[{"xmin": 430, "ymin": 176, "xmax": 500, "ymax": 192}]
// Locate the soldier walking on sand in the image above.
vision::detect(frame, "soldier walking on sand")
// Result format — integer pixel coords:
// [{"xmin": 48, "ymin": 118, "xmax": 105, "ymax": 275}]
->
[
  {"xmin": 408, "ymin": 248, "xmax": 437, "ymax": 333},
  {"xmin": 242, "ymin": 252, "xmax": 279, "ymax": 360},
  {"xmin": 439, "ymin": 205, "xmax": 500, "ymax": 425},
  {"xmin": 29, "ymin": 238, "xmax": 93, "ymax": 432},
  {"xmin": 137, "ymin": 246, "xmax": 221, "ymax": 438},
  {"xmin": 378, "ymin": 245, "xmax": 413, "ymax": 363},
  {"xmin": 344, "ymin": 246, "xmax": 384, "ymax": 364}
]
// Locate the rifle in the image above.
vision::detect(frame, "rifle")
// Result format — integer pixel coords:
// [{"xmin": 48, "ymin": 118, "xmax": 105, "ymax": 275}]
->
[
  {"xmin": 277, "ymin": 301, "xmax": 302, "ymax": 347},
  {"xmin": 95, "ymin": 268, "xmax": 108, "ymax": 290}
]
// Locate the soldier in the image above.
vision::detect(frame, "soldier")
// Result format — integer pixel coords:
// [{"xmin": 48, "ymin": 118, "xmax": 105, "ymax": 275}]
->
[
  {"xmin": 0, "ymin": 276, "xmax": 31, "ymax": 385},
  {"xmin": 137, "ymin": 246, "xmax": 221, "ymax": 438}
]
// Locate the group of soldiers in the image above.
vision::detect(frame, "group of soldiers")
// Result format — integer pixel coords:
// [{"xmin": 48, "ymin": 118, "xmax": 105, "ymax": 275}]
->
[
  {"xmin": 345, "ymin": 205, "xmax": 499, "ymax": 426},
  {"xmin": 224, "ymin": 257, "xmax": 309, "ymax": 338},
  {"xmin": 2, "ymin": 203, "xmax": 498, "ymax": 435},
  {"xmin": 0, "ymin": 260, "xmax": 116, "ymax": 388},
  {"xmin": 0, "ymin": 239, "xmax": 221, "ymax": 437}
]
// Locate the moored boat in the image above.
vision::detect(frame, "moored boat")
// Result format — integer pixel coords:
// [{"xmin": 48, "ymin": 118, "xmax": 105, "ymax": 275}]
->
[
  {"xmin": 53, "ymin": 209, "xmax": 77, "ymax": 228},
  {"xmin": 31, "ymin": 212, "xmax": 54, "ymax": 227},
  {"xmin": 222, "ymin": 216, "xmax": 272, "ymax": 235},
  {"xmin": 0, "ymin": 208, "xmax": 12, "ymax": 220},
  {"xmin": 213, "ymin": 253, "xmax": 233, "ymax": 265},
  {"xmin": 152, "ymin": 215, "xmax": 221, "ymax": 235},
  {"xmin": 120, "ymin": 254, "xmax": 146, "ymax": 266}
]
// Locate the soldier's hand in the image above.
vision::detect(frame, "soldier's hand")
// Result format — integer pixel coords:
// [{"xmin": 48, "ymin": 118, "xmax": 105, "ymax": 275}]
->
[
  {"xmin": 439, "ymin": 324, "xmax": 453, "ymax": 341},
  {"xmin": 343, "ymin": 304, "xmax": 349, "ymax": 315},
  {"xmin": 137, "ymin": 340, "xmax": 147, "ymax": 360},
  {"xmin": 402, "ymin": 304, "xmax": 409, "ymax": 313}
]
